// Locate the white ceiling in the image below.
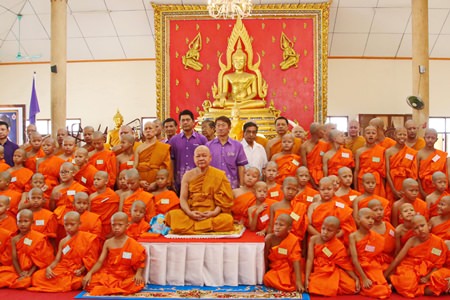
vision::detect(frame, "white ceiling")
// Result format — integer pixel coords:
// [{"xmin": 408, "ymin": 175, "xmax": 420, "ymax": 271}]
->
[{"xmin": 0, "ymin": 0, "xmax": 450, "ymax": 63}]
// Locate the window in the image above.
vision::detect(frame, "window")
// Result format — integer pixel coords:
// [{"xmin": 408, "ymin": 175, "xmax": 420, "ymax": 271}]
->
[
  {"xmin": 26, "ymin": 119, "xmax": 82, "ymax": 136},
  {"xmin": 429, "ymin": 117, "xmax": 450, "ymax": 152},
  {"xmin": 326, "ymin": 116, "xmax": 348, "ymax": 132}
]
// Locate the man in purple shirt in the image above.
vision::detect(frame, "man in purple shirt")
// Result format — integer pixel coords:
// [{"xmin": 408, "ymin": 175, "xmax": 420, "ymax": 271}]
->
[
  {"xmin": 0, "ymin": 120, "xmax": 19, "ymax": 166},
  {"xmin": 207, "ymin": 116, "xmax": 248, "ymax": 189},
  {"xmin": 169, "ymin": 110, "xmax": 208, "ymax": 193}
]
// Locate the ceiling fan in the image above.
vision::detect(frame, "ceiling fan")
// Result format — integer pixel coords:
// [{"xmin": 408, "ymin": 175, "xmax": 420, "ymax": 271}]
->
[{"xmin": 16, "ymin": 14, "xmax": 41, "ymax": 60}]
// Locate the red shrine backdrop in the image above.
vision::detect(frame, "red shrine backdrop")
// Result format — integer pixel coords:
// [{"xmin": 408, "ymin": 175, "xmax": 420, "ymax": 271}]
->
[{"xmin": 154, "ymin": 4, "xmax": 329, "ymax": 131}]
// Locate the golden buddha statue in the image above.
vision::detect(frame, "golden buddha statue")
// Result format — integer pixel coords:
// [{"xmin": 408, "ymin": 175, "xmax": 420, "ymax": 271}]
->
[
  {"xmin": 106, "ymin": 109, "xmax": 124, "ymax": 148},
  {"xmin": 279, "ymin": 32, "xmax": 300, "ymax": 70},
  {"xmin": 182, "ymin": 33, "xmax": 203, "ymax": 71}
]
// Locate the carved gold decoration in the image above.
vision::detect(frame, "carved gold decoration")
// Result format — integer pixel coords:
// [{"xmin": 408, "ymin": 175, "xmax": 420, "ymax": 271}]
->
[
  {"xmin": 175, "ymin": 79, "xmax": 179, "ymax": 86},
  {"xmin": 304, "ymin": 105, "xmax": 308, "ymax": 111},
  {"xmin": 304, "ymin": 77, "xmax": 308, "ymax": 84},
  {"xmin": 176, "ymin": 106, "xmax": 180, "ymax": 114},
  {"xmin": 196, "ymin": 78, "xmax": 200, "ymax": 86},
  {"xmin": 272, "ymin": 63, "xmax": 275, "ymax": 70},
  {"xmin": 293, "ymin": 91, "xmax": 298, "ymax": 97},
  {"xmin": 175, "ymin": 24, "xmax": 179, "ymax": 31},
  {"xmin": 185, "ymin": 37, "xmax": 189, "ymax": 44},
  {"xmin": 282, "ymin": 23, "xmax": 286, "ymax": 29},
  {"xmin": 262, "ymin": 23, "xmax": 265, "ymax": 29},
  {"xmin": 304, "ymin": 49, "xmax": 308, "ymax": 56},
  {"xmin": 282, "ymin": 106, "xmax": 287, "ymax": 112},
  {"xmin": 206, "ymin": 37, "xmax": 210, "ymax": 44},
  {"xmin": 304, "ymin": 22, "xmax": 307, "ymax": 29},
  {"xmin": 196, "ymin": 24, "xmax": 200, "ymax": 31},
  {"xmin": 279, "ymin": 32, "xmax": 300, "ymax": 70},
  {"xmin": 206, "ymin": 91, "xmax": 210, "ymax": 99},
  {"xmin": 217, "ymin": 24, "xmax": 221, "ymax": 30},
  {"xmin": 182, "ymin": 32, "xmax": 203, "ymax": 71},
  {"xmin": 206, "ymin": 63, "xmax": 210, "ymax": 70},
  {"xmin": 272, "ymin": 36, "xmax": 275, "ymax": 43},
  {"xmin": 272, "ymin": 91, "xmax": 276, "ymax": 97},
  {"xmin": 175, "ymin": 51, "xmax": 179, "ymax": 58},
  {"xmin": 261, "ymin": 50, "xmax": 265, "ymax": 57},
  {"xmin": 282, "ymin": 78, "xmax": 286, "ymax": 85},
  {"xmin": 186, "ymin": 92, "xmax": 190, "ymax": 99}
]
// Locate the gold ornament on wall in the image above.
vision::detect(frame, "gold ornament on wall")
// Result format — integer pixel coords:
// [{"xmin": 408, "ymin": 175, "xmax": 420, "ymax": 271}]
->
[
  {"xmin": 182, "ymin": 32, "xmax": 203, "ymax": 71},
  {"xmin": 279, "ymin": 32, "xmax": 300, "ymax": 70}
]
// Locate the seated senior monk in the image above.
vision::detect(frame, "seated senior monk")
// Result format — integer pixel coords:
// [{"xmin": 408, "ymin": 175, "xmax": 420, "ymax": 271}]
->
[{"xmin": 166, "ymin": 146, "xmax": 234, "ymax": 234}]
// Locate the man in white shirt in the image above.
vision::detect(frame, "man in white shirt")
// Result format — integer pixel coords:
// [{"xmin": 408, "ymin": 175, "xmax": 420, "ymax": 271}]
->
[{"xmin": 241, "ymin": 121, "xmax": 268, "ymax": 176}]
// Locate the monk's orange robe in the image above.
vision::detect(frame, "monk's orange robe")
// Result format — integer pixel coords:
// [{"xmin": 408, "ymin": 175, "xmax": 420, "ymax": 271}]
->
[
  {"xmin": 86, "ymin": 237, "xmax": 146, "ymax": 296},
  {"xmin": 249, "ymin": 198, "xmax": 276, "ymax": 232},
  {"xmin": 122, "ymin": 188, "xmax": 155, "ymax": 222},
  {"xmin": 166, "ymin": 167, "xmax": 234, "ymax": 234},
  {"xmin": 429, "ymin": 247, "xmax": 450, "ymax": 296},
  {"xmin": 386, "ymin": 146, "xmax": 418, "ymax": 201},
  {"xmin": 89, "ymin": 150, "xmax": 117, "ymax": 188},
  {"xmin": 154, "ymin": 190, "xmax": 180, "ymax": 215},
  {"xmin": 419, "ymin": 149, "xmax": 448, "ymax": 195},
  {"xmin": 400, "ymin": 228, "xmax": 415, "ymax": 247},
  {"xmin": 308, "ymin": 237, "xmax": 356, "ymax": 296},
  {"xmin": 390, "ymin": 234, "xmax": 446, "ymax": 298},
  {"xmin": 355, "ymin": 231, "xmax": 391, "ymax": 298},
  {"xmin": 74, "ymin": 163, "xmax": 98, "ymax": 194},
  {"xmin": 126, "ymin": 219, "xmax": 150, "ymax": 240},
  {"xmin": 0, "ymin": 214, "xmax": 17, "ymax": 233},
  {"xmin": 90, "ymin": 188, "xmax": 120, "ymax": 238},
  {"xmin": 312, "ymin": 200, "xmax": 356, "ymax": 246},
  {"xmin": 79, "ymin": 211, "xmax": 102, "ymax": 238},
  {"xmin": 410, "ymin": 137, "xmax": 426, "ymax": 151},
  {"xmin": 25, "ymin": 149, "xmax": 45, "ymax": 172},
  {"xmin": 431, "ymin": 219, "xmax": 450, "ymax": 240},
  {"xmin": 357, "ymin": 194, "xmax": 391, "ymax": 222},
  {"xmin": 344, "ymin": 136, "xmax": 365, "ymax": 156},
  {"xmin": 0, "ymin": 228, "xmax": 12, "ymax": 266},
  {"xmin": 376, "ymin": 222, "xmax": 396, "ymax": 271},
  {"xmin": 263, "ymin": 232, "xmax": 302, "ymax": 292},
  {"xmin": 0, "ymin": 189, "xmax": 21, "ymax": 216},
  {"xmin": 37, "ymin": 155, "xmax": 65, "ymax": 195},
  {"xmin": 119, "ymin": 155, "xmax": 134, "ymax": 173},
  {"xmin": 31, "ymin": 209, "xmax": 57, "ymax": 239},
  {"xmin": 0, "ymin": 230, "xmax": 54, "ymax": 289},
  {"xmin": 136, "ymin": 141, "xmax": 171, "ymax": 184},
  {"xmin": 397, "ymin": 198, "xmax": 429, "ymax": 224},
  {"xmin": 337, "ymin": 189, "xmax": 361, "ymax": 206},
  {"xmin": 378, "ymin": 137, "xmax": 396, "ymax": 149},
  {"xmin": 28, "ymin": 231, "xmax": 100, "ymax": 292},
  {"xmin": 307, "ymin": 140, "xmax": 330, "ymax": 185},
  {"xmin": 274, "ymin": 202, "xmax": 309, "ymax": 241},
  {"xmin": 9, "ymin": 167, "xmax": 33, "ymax": 193},
  {"xmin": 0, "ymin": 161, "xmax": 9, "ymax": 172},
  {"xmin": 232, "ymin": 191, "xmax": 256, "ymax": 226},
  {"xmin": 267, "ymin": 184, "xmax": 283, "ymax": 202},
  {"xmin": 327, "ymin": 147, "xmax": 354, "ymax": 176},
  {"xmin": 275, "ymin": 154, "xmax": 301, "ymax": 185},
  {"xmin": 53, "ymin": 181, "xmax": 89, "ymax": 212},
  {"xmin": 293, "ymin": 186, "xmax": 319, "ymax": 208},
  {"xmin": 429, "ymin": 192, "xmax": 450, "ymax": 217},
  {"xmin": 357, "ymin": 145, "xmax": 386, "ymax": 197},
  {"xmin": 268, "ymin": 137, "xmax": 302, "ymax": 160}
]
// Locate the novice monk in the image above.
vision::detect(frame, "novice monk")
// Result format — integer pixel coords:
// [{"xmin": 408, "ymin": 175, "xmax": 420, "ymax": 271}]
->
[
  {"xmin": 153, "ymin": 169, "xmax": 180, "ymax": 215},
  {"xmin": 385, "ymin": 215, "xmax": 447, "ymax": 298},
  {"xmin": 248, "ymin": 181, "xmax": 276, "ymax": 235},
  {"xmin": 28, "ymin": 188, "xmax": 57, "ymax": 240},
  {"xmin": 385, "ymin": 127, "xmax": 418, "ymax": 201},
  {"xmin": 0, "ymin": 171, "xmax": 22, "ymax": 215},
  {"xmin": 0, "ymin": 226, "xmax": 12, "ymax": 266},
  {"xmin": 369, "ymin": 117, "xmax": 396, "ymax": 149},
  {"xmin": 134, "ymin": 121, "xmax": 171, "ymax": 186},
  {"xmin": 352, "ymin": 173, "xmax": 391, "ymax": 221},
  {"xmin": 82, "ymin": 126, "xmax": 94, "ymax": 151},
  {"xmin": 82, "ymin": 212, "xmax": 146, "ymax": 296},
  {"xmin": 425, "ymin": 171, "xmax": 449, "ymax": 217},
  {"xmin": 88, "ymin": 131, "xmax": 117, "ymax": 188},
  {"xmin": 429, "ymin": 195, "xmax": 450, "ymax": 240},
  {"xmin": 391, "ymin": 178, "xmax": 428, "ymax": 227},
  {"xmin": 349, "ymin": 208, "xmax": 391, "ymax": 299},
  {"xmin": 323, "ymin": 130, "xmax": 354, "ymax": 177},
  {"xmin": 0, "ymin": 209, "xmax": 54, "ymax": 288},
  {"xmin": 73, "ymin": 148, "xmax": 98, "ymax": 194},
  {"xmin": 74, "ymin": 192, "xmax": 102, "ymax": 238},
  {"xmin": 265, "ymin": 161, "xmax": 283, "ymax": 202},
  {"xmin": 264, "ymin": 214, "xmax": 305, "ymax": 293},
  {"xmin": 293, "ymin": 166, "xmax": 319, "ymax": 207},
  {"xmin": 0, "ymin": 195, "xmax": 17, "ymax": 232},
  {"xmin": 305, "ymin": 216, "xmax": 360, "ymax": 296},
  {"xmin": 0, "ymin": 146, "xmax": 10, "ymax": 171},
  {"xmin": 89, "ymin": 171, "xmax": 120, "ymax": 239},
  {"xmin": 354, "ymin": 125, "xmax": 386, "ymax": 197},
  {"xmin": 7, "ymin": 148, "xmax": 33, "ymax": 193},
  {"xmin": 28, "ymin": 211, "xmax": 100, "ymax": 292},
  {"xmin": 308, "ymin": 177, "xmax": 356, "ymax": 246},
  {"xmin": 335, "ymin": 167, "xmax": 361, "ymax": 206},
  {"xmin": 25, "ymin": 132, "xmax": 45, "ymax": 172},
  {"xmin": 58, "ymin": 136, "xmax": 76, "ymax": 162},
  {"xmin": 36, "ymin": 137, "xmax": 65, "ymax": 197},
  {"xmin": 395, "ymin": 203, "xmax": 417, "ymax": 254},
  {"xmin": 115, "ymin": 169, "xmax": 129, "ymax": 198},
  {"xmin": 428, "ymin": 240, "xmax": 450, "ymax": 296},
  {"xmin": 301, "ymin": 123, "xmax": 328, "ymax": 189},
  {"xmin": 54, "ymin": 128, "xmax": 68, "ymax": 156},
  {"xmin": 116, "ymin": 134, "xmax": 135, "ymax": 174},
  {"xmin": 126, "ymin": 200, "xmax": 150, "ymax": 240},
  {"xmin": 271, "ymin": 134, "xmax": 301, "ymax": 185},
  {"xmin": 232, "ymin": 167, "xmax": 259, "ymax": 226},
  {"xmin": 19, "ymin": 173, "xmax": 48, "ymax": 210},
  {"xmin": 417, "ymin": 128, "xmax": 448, "ymax": 198},
  {"xmin": 269, "ymin": 177, "xmax": 308, "ymax": 242}
]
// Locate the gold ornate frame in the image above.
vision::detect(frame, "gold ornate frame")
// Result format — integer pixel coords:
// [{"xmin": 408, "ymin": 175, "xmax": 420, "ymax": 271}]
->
[{"xmin": 153, "ymin": 3, "xmax": 329, "ymax": 123}]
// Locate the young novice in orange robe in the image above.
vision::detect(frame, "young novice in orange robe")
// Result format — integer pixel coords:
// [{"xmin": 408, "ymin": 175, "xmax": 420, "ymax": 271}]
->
[
  {"xmin": 425, "ymin": 171, "xmax": 449, "ymax": 217},
  {"xmin": 265, "ymin": 161, "xmax": 283, "ymax": 201},
  {"xmin": 429, "ymin": 195, "xmax": 450, "ymax": 240},
  {"xmin": 57, "ymin": 136, "xmax": 76, "ymax": 162},
  {"xmin": 74, "ymin": 192, "xmax": 102, "ymax": 238},
  {"xmin": 323, "ymin": 130, "xmax": 354, "ymax": 177},
  {"xmin": 349, "ymin": 208, "xmax": 391, "ymax": 299},
  {"xmin": 271, "ymin": 134, "xmax": 301, "ymax": 185},
  {"xmin": 232, "ymin": 167, "xmax": 259, "ymax": 226},
  {"xmin": 88, "ymin": 131, "xmax": 117, "ymax": 188},
  {"xmin": 301, "ymin": 123, "xmax": 328, "ymax": 190},
  {"xmin": 385, "ymin": 215, "xmax": 447, "ymax": 298},
  {"xmin": 115, "ymin": 169, "xmax": 129, "ymax": 198},
  {"xmin": 391, "ymin": 178, "xmax": 428, "ymax": 227},
  {"xmin": 352, "ymin": 173, "xmax": 391, "ymax": 222},
  {"xmin": 28, "ymin": 188, "xmax": 57, "ymax": 240},
  {"xmin": 28, "ymin": 211, "xmax": 100, "ymax": 292},
  {"xmin": 428, "ymin": 240, "xmax": 450, "ymax": 296},
  {"xmin": 126, "ymin": 200, "xmax": 150, "ymax": 240},
  {"xmin": 293, "ymin": 166, "xmax": 318, "ymax": 208},
  {"xmin": 263, "ymin": 214, "xmax": 305, "ymax": 293},
  {"xmin": 269, "ymin": 177, "xmax": 308, "ymax": 243},
  {"xmin": 73, "ymin": 148, "xmax": 98, "ymax": 194},
  {"xmin": 368, "ymin": 199, "xmax": 395, "ymax": 271},
  {"xmin": 0, "ymin": 171, "xmax": 22, "ymax": 216},
  {"xmin": 0, "ymin": 227, "xmax": 12, "ymax": 266},
  {"xmin": 152, "ymin": 169, "xmax": 180, "ymax": 215},
  {"xmin": 36, "ymin": 137, "xmax": 65, "ymax": 198},
  {"xmin": 19, "ymin": 173, "xmax": 49, "ymax": 210},
  {"xmin": 385, "ymin": 127, "xmax": 418, "ymax": 201},
  {"xmin": 7, "ymin": 148, "xmax": 33, "ymax": 193},
  {"xmin": 0, "ymin": 195, "xmax": 17, "ymax": 232},
  {"xmin": 89, "ymin": 171, "xmax": 119, "ymax": 239},
  {"xmin": 248, "ymin": 181, "xmax": 276, "ymax": 235},
  {"xmin": 417, "ymin": 128, "xmax": 448, "ymax": 198},
  {"xmin": 335, "ymin": 167, "xmax": 361, "ymax": 206},
  {"xmin": 0, "ymin": 145, "xmax": 10, "ymax": 171},
  {"xmin": 354, "ymin": 125, "xmax": 386, "ymax": 197},
  {"xmin": 395, "ymin": 203, "xmax": 416, "ymax": 254},
  {"xmin": 116, "ymin": 134, "xmax": 135, "ymax": 174},
  {"xmin": 369, "ymin": 117, "xmax": 396, "ymax": 150},
  {"xmin": 24, "ymin": 132, "xmax": 45, "ymax": 172},
  {"xmin": 82, "ymin": 212, "xmax": 146, "ymax": 296},
  {"xmin": 305, "ymin": 216, "xmax": 359, "ymax": 296},
  {"xmin": 0, "ymin": 209, "xmax": 54, "ymax": 288}
]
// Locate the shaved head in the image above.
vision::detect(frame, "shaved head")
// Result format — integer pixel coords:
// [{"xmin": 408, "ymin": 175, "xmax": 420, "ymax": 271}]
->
[
  {"xmin": 92, "ymin": 131, "xmax": 104, "ymax": 140},
  {"xmin": 432, "ymin": 171, "xmax": 447, "ymax": 182},
  {"xmin": 120, "ymin": 133, "xmax": 135, "ymax": 144},
  {"xmin": 283, "ymin": 176, "xmax": 298, "ymax": 187},
  {"xmin": 412, "ymin": 214, "xmax": 427, "ymax": 224},
  {"xmin": 402, "ymin": 178, "xmax": 418, "ymax": 189},
  {"xmin": 323, "ymin": 216, "xmax": 340, "ymax": 228},
  {"xmin": 362, "ymin": 173, "xmax": 376, "ymax": 182},
  {"xmin": 194, "ymin": 145, "xmax": 210, "ymax": 156},
  {"xmin": 112, "ymin": 212, "xmax": 129, "ymax": 223},
  {"xmin": 310, "ymin": 122, "xmax": 323, "ymax": 135},
  {"xmin": 358, "ymin": 207, "xmax": 373, "ymax": 218},
  {"xmin": 132, "ymin": 200, "xmax": 146, "ymax": 210},
  {"xmin": 125, "ymin": 168, "xmax": 140, "ymax": 180},
  {"xmin": 296, "ymin": 166, "xmax": 309, "ymax": 176},
  {"xmin": 0, "ymin": 195, "xmax": 10, "ymax": 206},
  {"xmin": 338, "ymin": 167, "xmax": 352, "ymax": 177},
  {"xmin": 276, "ymin": 213, "xmax": 293, "ymax": 226},
  {"xmin": 95, "ymin": 171, "xmax": 109, "ymax": 180},
  {"xmin": 18, "ymin": 209, "xmax": 33, "ymax": 220},
  {"xmin": 64, "ymin": 211, "xmax": 80, "ymax": 222},
  {"xmin": 367, "ymin": 199, "xmax": 382, "ymax": 209}
]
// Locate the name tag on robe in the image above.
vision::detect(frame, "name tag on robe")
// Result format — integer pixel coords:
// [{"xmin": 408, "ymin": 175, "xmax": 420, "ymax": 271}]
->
[
  {"xmin": 96, "ymin": 159, "xmax": 104, "ymax": 165},
  {"xmin": 322, "ymin": 247, "xmax": 332, "ymax": 257},
  {"xmin": 432, "ymin": 155, "xmax": 441, "ymax": 162},
  {"xmin": 365, "ymin": 245, "xmax": 375, "ymax": 252},
  {"xmin": 161, "ymin": 198, "xmax": 170, "ymax": 205},
  {"xmin": 270, "ymin": 191, "xmax": 279, "ymax": 198},
  {"xmin": 320, "ymin": 151, "xmax": 325, "ymax": 156},
  {"xmin": 389, "ymin": 229, "xmax": 395, "ymax": 237},
  {"xmin": 335, "ymin": 201, "xmax": 345, "ymax": 208},
  {"xmin": 67, "ymin": 190, "xmax": 76, "ymax": 196},
  {"xmin": 341, "ymin": 152, "xmax": 350, "ymax": 158},
  {"xmin": 306, "ymin": 196, "xmax": 314, "ymax": 202},
  {"xmin": 405, "ymin": 153, "xmax": 414, "ymax": 160},
  {"xmin": 24, "ymin": 238, "xmax": 33, "ymax": 246},
  {"xmin": 372, "ymin": 157, "xmax": 380, "ymax": 163},
  {"xmin": 349, "ymin": 195, "xmax": 357, "ymax": 202},
  {"xmin": 278, "ymin": 248, "xmax": 288, "ymax": 255},
  {"xmin": 11, "ymin": 177, "xmax": 17, "ymax": 183},
  {"xmin": 35, "ymin": 220, "xmax": 45, "ymax": 226},
  {"xmin": 122, "ymin": 251, "xmax": 132, "ymax": 259},
  {"xmin": 127, "ymin": 161, "xmax": 134, "ymax": 166},
  {"xmin": 260, "ymin": 214, "xmax": 269, "ymax": 223},
  {"xmin": 290, "ymin": 212, "xmax": 300, "ymax": 221},
  {"xmin": 431, "ymin": 248, "xmax": 442, "ymax": 256},
  {"xmin": 62, "ymin": 245, "xmax": 71, "ymax": 255},
  {"xmin": 81, "ymin": 176, "xmax": 87, "ymax": 184},
  {"xmin": 292, "ymin": 159, "xmax": 300, "ymax": 166}
]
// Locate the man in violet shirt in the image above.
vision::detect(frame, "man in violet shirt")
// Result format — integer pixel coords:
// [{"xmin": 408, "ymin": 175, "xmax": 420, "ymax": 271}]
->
[
  {"xmin": 0, "ymin": 120, "xmax": 19, "ymax": 166},
  {"xmin": 207, "ymin": 116, "xmax": 248, "ymax": 189},
  {"xmin": 169, "ymin": 110, "xmax": 208, "ymax": 193}
]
